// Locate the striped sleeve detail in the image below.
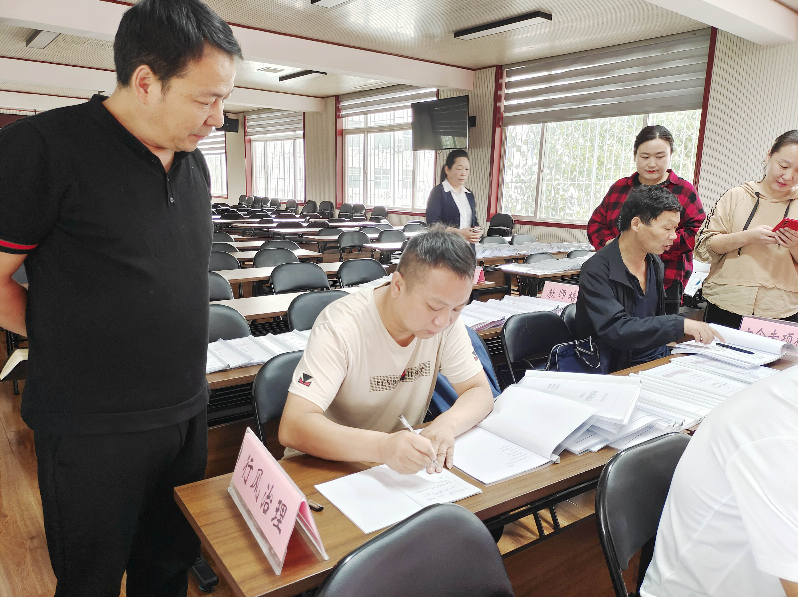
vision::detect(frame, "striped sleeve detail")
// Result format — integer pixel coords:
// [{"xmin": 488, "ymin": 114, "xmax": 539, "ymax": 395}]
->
[{"xmin": 0, "ymin": 238, "xmax": 37, "ymax": 253}]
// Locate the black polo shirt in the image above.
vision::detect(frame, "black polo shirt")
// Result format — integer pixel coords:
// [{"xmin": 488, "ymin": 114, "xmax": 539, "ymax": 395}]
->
[{"xmin": 0, "ymin": 95, "xmax": 213, "ymax": 434}]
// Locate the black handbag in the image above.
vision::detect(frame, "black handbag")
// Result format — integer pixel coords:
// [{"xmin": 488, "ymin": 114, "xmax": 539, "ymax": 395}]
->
[{"xmin": 546, "ymin": 336, "xmax": 609, "ymax": 374}]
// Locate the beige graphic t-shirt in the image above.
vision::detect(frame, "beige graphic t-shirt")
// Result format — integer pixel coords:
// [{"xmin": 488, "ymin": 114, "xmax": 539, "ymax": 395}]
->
[{"xmin": 288, "ymin": 286, "xmax": 483, "ymax": 432}]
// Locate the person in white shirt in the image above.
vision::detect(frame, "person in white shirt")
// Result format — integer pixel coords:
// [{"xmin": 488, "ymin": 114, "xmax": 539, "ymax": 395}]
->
[
  {"xmin": 640, "ymin": 365, "xmax": 798, "ymax": 597},
  {"xmin": 278, "ymin": 226, "xmax": 494, "ymax": 475},
  {"xmin": 426, "ymin": 150, "xmax": 482, "ymax": 244}
]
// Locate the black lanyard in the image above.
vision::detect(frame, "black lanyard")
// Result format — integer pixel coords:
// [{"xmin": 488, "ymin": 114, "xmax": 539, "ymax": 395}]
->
[{"xmin": 738, "ymin": 192, "xmax": 793, "ymax": 255}]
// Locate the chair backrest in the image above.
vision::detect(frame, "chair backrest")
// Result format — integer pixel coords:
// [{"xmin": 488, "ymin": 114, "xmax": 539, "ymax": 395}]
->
[
  {"xmin": 275, "ymin": 221, "xmax": 301, "ymax": 229},
  {"xmin": 568, "ymin": 249, "xmax": 591, "ymax": 258},
  {"xmin": 269, "ymin": 198, "xmax": 281, "ymax": 208},
  {"xmin": 370, "ymin": 205, "xmax": 388, "ymax": 218},
  {"xmin": 377, "ymin": 229, "xmax": 406, "ymax": 243},
  {"xmin": 307, "ymin": 218, "xmax": 328, "ymax": 227},
  {"xmin": 319, "ymin": 200, "xmax": 335, "ymax": 217},
  {"xmin": 338, "ymin": 203, "xmax": 353, "ymax": 216},
  {"xmin": 252, "ymin": 197, "xmax": 262, "ymax": 208},
  {"xmin": 260, "ymin": 240, "xmax": 301, "ymax": 251},
  {"xmin": 511, "ymin": 234, "xmax": 537, "ymax": 245},
  {"xmin": 524, "ymin": 252, "xmax": 556, "ymax": 264},
  {"xmin": 596, "ymin": 433, "xmax": 691, "ymax": 597},
  {"xmin": 237, "ymin": 194, "xmax": 247, "ymax": 205},
  {"xmin": 208, "ymin": 271, "xmax": 234, "ymax": 301},
  {"xmin": 481, "ymin": 236, "xmax": 507, "ymax": 245},
  {"xmin": 287, "ymin": 290, "xmax": 349, "ymax": 331},
  {"xmin": 208, "ymin": 303, "xmax": 250, "ymax": 342},
  {"xmin": 251, "ymin": 351, "xmax": 304, "ymax": 450},
  {"xmin": 212, "ymin": 242, "xmax": 237, "ymax": 253},
  {"xmin": 317, "ymin": 228, "xmax": 343, "ymax": 237},
  {"xmin": 338, "ymin": 230, "xmax": 370, "ymax": 250},
  {"xmin": 403, "ymin": 222, "xmax": 426, "ymax": 233},
  {"xmin": 213, "ymin": 231, "xmax": 235, "ymax": 242},
  {"xmin": 301, "ymin": 200, "xmax": 318, "ymax": 214},
  {"xmin": 315, "ymin": 503, "xmax": 513, "ymax": 597},
  {"xmin": 560, "ymin": 303, "xmax": 578, "ymax": 338},
  {"xmin": 489, "ymin": 213, "xmax": 514, "ymax": 229},
  {"xmin": 208, "ymin": 251, "xmax": 240, "ymax": 272},
  {"xmin": 253, "ymin": 248, "xmax": 299, "ymax": 268},
  {"xmin": 337, "ymin": 258, "xmax": 388, "ymax": 287},
  {"xmin": 352, "ymin": 203, "xmax": 366, "ymax": 215},
  {"xmin": 270, "ymin": 262, "xmax": 330, "ymax": 294},
  {"xmin": 285, "ymin": 199, "xmax": 298, "ymax": 213},
  {"xmin": 501, "ymin": 311, "xmax": 573, "ymax": 383}
]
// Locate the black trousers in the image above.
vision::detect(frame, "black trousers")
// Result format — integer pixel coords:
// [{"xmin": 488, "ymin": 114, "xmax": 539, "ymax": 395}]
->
[
  {"xmin": 35, "ymin": 409, "xmax": 207, "ymax": 597},
  {"xmin": 704, "ymin": 301, "xmax": 798, "ymax": 328},
  {"xmin": 664, "ymin": 282, "xmax": 683, "ymax": 315}
]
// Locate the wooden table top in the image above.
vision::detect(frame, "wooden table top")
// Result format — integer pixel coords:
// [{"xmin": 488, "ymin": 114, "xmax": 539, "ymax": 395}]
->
[
  {"xmin": 232, "ymin": 250, "xmax": 322, "ymax": 263},
  {"xmin": 211, "ymin": 292, "xmax": 307, "ymax": 320},
  {"xmin": 216, "ymin": 263, "xmax": 345, "ymax": 284},
  {"xmin": 175, "ymin": 448, "xmax": 615, "ymax": 597}
]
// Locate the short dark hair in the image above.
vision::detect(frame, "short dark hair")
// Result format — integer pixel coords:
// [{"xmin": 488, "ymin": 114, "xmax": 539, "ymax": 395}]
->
[
  {"xmin": 440, "ymin": 149, "xmax": 470, "ymax": 183},
  {"xmin": 397, "ymin": 225, "xmax": 476, "ymax": 286},
  {"xmin": 114, "ymin": 0, "xmax": 243, "ymax": 90},
  {"xmin": 618, "ymin": 185, "xmax": 681, "ymax": 232},
  {"xmin": 769, "ymin": 130, "xmax": 798, "ymax": 156},
  {"xmin": 633, "ymin": 125, "xmax": 674, "ymax": 155}
]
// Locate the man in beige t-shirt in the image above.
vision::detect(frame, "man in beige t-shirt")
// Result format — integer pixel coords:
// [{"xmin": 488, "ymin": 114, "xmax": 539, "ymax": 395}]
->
[{"xmin": 279, "ymin": 227, "xmax": 494, "ymax": 475}]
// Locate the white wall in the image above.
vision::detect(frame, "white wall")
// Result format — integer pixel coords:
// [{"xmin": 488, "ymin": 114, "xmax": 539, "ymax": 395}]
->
[
  {"xmin": 225, "ymin": 120, "xmax": 247, "ymax": 204},
  {"xmin": 698, "ymin": 30, "xmax": 798, "ymax": 208},
  {"xmin": 304, "ymin": 97, "xmax": 336, "ymax": 207}
]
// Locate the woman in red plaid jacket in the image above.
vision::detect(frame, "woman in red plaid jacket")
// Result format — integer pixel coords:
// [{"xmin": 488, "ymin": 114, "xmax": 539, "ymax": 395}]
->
[{"xmin": 587, "ymin": 125, "xmax": 706, "ymax": 314}]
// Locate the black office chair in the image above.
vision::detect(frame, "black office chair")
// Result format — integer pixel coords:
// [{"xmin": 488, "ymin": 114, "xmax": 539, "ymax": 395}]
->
[
  {"xmin": 499, "ymin": 311, "xmax": 573, "ymax": 386},
  {"xmin": 208, "ymin": 271, "xmax": 234, "ymax": 301},
  {"xmin": 560, "ymin": 303, "xmax": 579, "ymax": 339},
  {"xmin": 370, "ymin": 205, "xmax": 387, "ymax": 218},
  {"xmin": 314, "ymin": 227, "xmax": 343, "ymax": 253},
  {"xmin": 287, "ymin": 290, "xmax": 349, "ymax": 331},
  {"xmin": 525, "ymin": 253, "xmax": 556, "ymax": 263},
  {"xmin": 269, "ymin": 198, "xmax": 281, "ymax": 209},
  {"xmin": 314, "ymin": 503, "xmax": 513, "ymax": 597},
  {"xmin": 568, "ymin": 249, "xmax": 591, "ymax": 258},
  {"xmin": 260, "ymin": 240, "xmax": 301, "ymax": 251},
  {"xmin": 274, "ymin": 221, "xmax": 302, "ymax": 230},
  {"xmin": 237, "ymin": 194, "xmax": 247, "ymax": 205},
  {"xmin": 482, "ymin": 236, "xmax": 507, "ymax": 245},
  {"xmin": 245, "ymin": 196, "xmax": 255, "ymax": 207},
  {"xmin": 208, "ymin": 251, "xmax": 240, "ymax": 272},
  {"xmin": 338, "ymin": 230, "xmax": 370, "ymax": 261},
  {"xmin": 300, "ymin": 201, "xmax": 317, "ymax": 215},
  {"xmin": 517, "ymin": 253, "xmax": 557, "ymax": 295},
  {"xmin": 596, "ymin": 434, "xmax": 691, "ymax": 597},
  {"xmin": 285, "ymin": 199, "xmax": 298, "ymax": 214},
  {"xmin": 270, "ymin": 262, "xmax": 330, "ymax": 294},
  {"xmin": 251, "ymin": 351, "xmax": 304, "ymax": 456},
  {"xmin": 403, "ymin": 223, "xmax": 426, "ymax": 233},
  {"xmin": 252, "ymin": 197, "xmax": 263, "ymax": 209},
  {"xmin": 511, "ymin": 234, "xmax": 537, "ymax": 245},
  {"xmin": 307, "ymin": 218, "xmax": 328, "ymax": 227},
  {"xmin": 319, "ymin": 200, "xmax": 335, "ymax": 219},
  {"xmin": 376, "ymin": 229, "xmax": 406, "ymax": 243},
  {"xmin": 211, "ymin": 242, "xmax": 237, "ymax": 253},
  {"xmin": 338, "ymin": 203, "xmax": 354, "ymax": 219},
  {"xmin": 208, "ymin": 304, "xmax": 250, "ymax": 342},
  {"xmin": 352, "ymin": 203, "xmax": 366, "ymax": 217},
  {"xmin": 337, "ymin": 258, "xmax": 387, "ymax": 288},
  {"xmin": 252, "ymin": 249, "xmax": 300, "ymax": 295},
  {"xmin": 487, "ymin": 213, "xmax": 514, "ymax": 237},
  {"xmin": 213, "ymin": 232, "xmax": 235, "ymax": 242}
]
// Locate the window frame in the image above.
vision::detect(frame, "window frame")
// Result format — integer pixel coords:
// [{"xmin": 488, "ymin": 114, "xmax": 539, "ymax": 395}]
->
[{"xmin": 250, "ymin": 134, "xmax": 306, "ymax": 202}]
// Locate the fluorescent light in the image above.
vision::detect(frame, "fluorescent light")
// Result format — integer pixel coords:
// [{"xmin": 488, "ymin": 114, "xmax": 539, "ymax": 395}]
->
[
  {"xmin": 278, "ymin": 70, "xmax": 327, "ymax": 82},
  {"xmin": 454, "ymin": 11, "xmax": 552, "ymax": 41},
  {"xmin": 25, "ymin": 30, "xmax": 60, "ymax": 49},
  {"xmin": 310, "ymin": 0, "xmax": 351, "ymax": 6}
]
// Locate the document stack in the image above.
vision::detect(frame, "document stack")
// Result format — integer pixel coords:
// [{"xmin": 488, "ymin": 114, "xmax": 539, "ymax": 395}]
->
[
  {"xmin": 671, "ymin": 324, "xmax": 798, "ymax": 367},
  {"xmin": 459, "ymin": 295, "xmax": 569, "ymax": 332},
  {"xmin": 498, "ymin": 256, "xmax": 592, "ymax": 277},
  {"xmin": 475, "ymin": 241, "xmax": 593, "ymax": 259},
  {"xmin": 206, "ymin": 329, "xmax": 311, "ymax": 374}
]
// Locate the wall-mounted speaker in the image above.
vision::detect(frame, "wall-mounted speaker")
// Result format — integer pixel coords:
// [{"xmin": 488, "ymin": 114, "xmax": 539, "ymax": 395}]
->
[{"xmin": 218, "ymin": 116, "xmax": 240, "ymax": 133}]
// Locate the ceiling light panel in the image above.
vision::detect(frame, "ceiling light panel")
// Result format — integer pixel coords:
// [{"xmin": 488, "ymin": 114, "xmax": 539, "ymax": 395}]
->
[
  {"xmin": 454, "ymin": 11, "xmax": 552, "ymax": 40},
  {"xmin": 278, "ymin": 70, "xmax": 327, "ymax": 82}
]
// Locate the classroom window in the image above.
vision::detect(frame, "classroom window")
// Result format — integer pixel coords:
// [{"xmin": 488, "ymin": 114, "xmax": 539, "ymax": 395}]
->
[
  {"xmin": 251, "ymin": 138, "xmax": 305, "ymax": 202},
  {"xmin": 500, "ymin": 110, "xmax": 702, "ymax": 222},
  {"xmin": 204, "ymin": 154, "xmax": 227, "ymax": 197}
]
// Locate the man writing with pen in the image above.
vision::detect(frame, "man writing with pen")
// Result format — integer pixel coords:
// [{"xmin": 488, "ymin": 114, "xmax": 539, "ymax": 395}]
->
[{"xmin": 279, "ymin": 226, "xmax": 494, "ymax": 474}]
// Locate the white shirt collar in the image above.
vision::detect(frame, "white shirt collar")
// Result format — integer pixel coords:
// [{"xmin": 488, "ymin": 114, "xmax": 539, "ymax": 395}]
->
[{"xmin": 442, "ymin": 180, "xmax": 470, "ymax": 195}]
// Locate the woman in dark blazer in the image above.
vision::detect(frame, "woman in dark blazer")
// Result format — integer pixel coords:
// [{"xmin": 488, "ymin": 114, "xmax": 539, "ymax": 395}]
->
[{"xmin": 426, "ymin": 150, "xmax": 482, "ymax": 244}]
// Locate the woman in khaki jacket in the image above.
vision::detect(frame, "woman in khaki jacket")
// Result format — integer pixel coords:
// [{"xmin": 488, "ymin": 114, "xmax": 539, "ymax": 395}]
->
[{"xmin": 695, "ymin": 130, "xmax": 798, "ymax": 328}]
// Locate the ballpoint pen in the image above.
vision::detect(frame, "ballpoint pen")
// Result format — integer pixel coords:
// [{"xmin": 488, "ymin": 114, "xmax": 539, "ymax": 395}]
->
[{"xmin": 398, "ymin": 414, "xmax": 442, "ymax": 469}]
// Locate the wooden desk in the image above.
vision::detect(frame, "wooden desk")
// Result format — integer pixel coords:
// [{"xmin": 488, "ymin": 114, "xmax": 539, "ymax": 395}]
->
[
  {"xmin": 328, "ymin": 220, "xmax": 386, "ymax": 228},
  {"xmin": 232, "ymin": 250, "xmax": 322, "ymax": 264},
  {"xmin": 217, "ymin": 263, "xmax": 347, "ymax": 286},
  {"xmin": 175, "ymin": 449, "xmax": 615, "ymax": 597},
  {"xmin": 211, "ymin": 292, "xmax": 306, "ymax": 321}
]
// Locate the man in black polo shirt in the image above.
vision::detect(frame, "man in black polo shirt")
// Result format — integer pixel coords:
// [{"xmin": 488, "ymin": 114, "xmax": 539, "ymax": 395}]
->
[
  {"xmin": 575, "ymin": 185, "xmax": 721, "ymax": 372},
  {"xmin": 0, "ymin": 1, "xmax": 241, "ymax": 595}
]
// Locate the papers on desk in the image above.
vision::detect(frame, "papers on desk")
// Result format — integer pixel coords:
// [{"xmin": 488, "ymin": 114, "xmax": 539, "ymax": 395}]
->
[
  {"xmin": 475, "ymin": 242, "xmax": 593, "ymax": 259},
  {"xmin": 459, "ymin": 295, "xmax": 568, "ymax": 331},
  {"xmin": 315, "ymin": 465, "xmax": 481, "ymax": 534},
  {"xmin": 671, "ymin": 324, "xmax": 798, "ymax": 366},
  {"xmin": 206, "ymin": 331, "xmax": 310, "ymax": 374},
  {"xmin": 498, "ymin": 256, "xmax": 592, "ymax": 277},
  {"xmin": 0, "ymin": 348, "xmax": 28, "ymax": 380},
  {"xmin": 454, "ymin": 386, "xmax": 598, "ymax": 485}
]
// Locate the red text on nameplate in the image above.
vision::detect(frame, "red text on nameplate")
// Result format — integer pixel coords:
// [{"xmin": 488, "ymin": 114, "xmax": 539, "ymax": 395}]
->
[
  {"xmin": 229, "ymin": 428, "xmax": 328, "ymax": 575},
  {"xmin": 473, "ymin": 266, "xmax": 485, "ymax": 284},
  {"xmin": 740, "ymin": 316, "xmax": 798, "ymax": 346},
  {"xmin": 541, "ymin": 282, "xmax": 579, "ymax": 303}
]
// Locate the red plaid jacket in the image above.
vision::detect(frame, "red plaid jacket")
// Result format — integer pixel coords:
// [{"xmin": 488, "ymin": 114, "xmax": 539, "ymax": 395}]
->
[{"xmin": 587, "ymin": 170, "xmax": 705, "ymax": 290}]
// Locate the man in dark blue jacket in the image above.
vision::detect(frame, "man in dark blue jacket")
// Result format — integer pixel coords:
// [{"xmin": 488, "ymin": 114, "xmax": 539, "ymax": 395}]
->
[{"xmin": 575, "ymin": 185, "xmax": 720, "ymax": 372}]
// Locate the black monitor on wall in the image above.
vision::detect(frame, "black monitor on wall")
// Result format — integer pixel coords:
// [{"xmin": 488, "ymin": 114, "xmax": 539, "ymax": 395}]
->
[{"xmin": 411, "ymin": 96, "xmax": 469, "ymax": 151}]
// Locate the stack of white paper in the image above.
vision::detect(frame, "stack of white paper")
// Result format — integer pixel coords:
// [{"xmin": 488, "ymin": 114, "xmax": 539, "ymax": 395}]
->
[
  {"xmin": 672, "ymin": 324, "xmax": 798, "ymax": 367},
  {"xmin": 205, "ymin": 330, "xmax": 311, "ymax": 374},
  {"xmin": 458, "ymin": 295, "xmax": 567, "ymax": 331},
  {"xmin": 674, "ymin": 354, "xmax": 778, "ymax": 384}
]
